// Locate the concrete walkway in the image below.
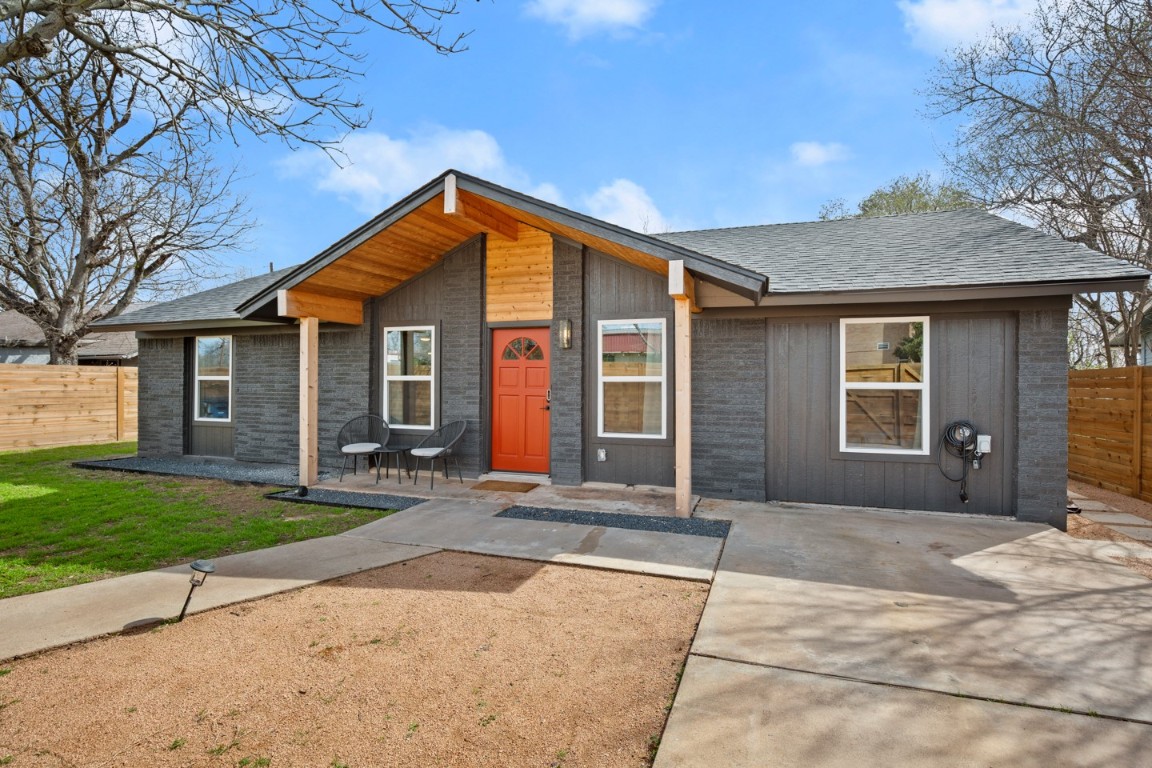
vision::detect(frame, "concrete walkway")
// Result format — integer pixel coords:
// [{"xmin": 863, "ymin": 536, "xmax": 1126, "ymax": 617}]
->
[
  {"xmin": 655, "ymin": 500, "xmax": 1152, "ymax": 768},
  {"xmin": 0, "ymin": 496, "xmax": 722, "ymax": 661}
]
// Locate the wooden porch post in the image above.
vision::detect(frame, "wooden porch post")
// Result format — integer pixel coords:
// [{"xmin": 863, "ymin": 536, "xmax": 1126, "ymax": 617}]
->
[
  {"xmin": 299, "ymin": 316, "xmax": 319, "ymax": 487},
  {"xmin": 669, "ymin": 261, "xmax": 697, "ymax": 518},
  {"xmin": 278, "ymin": 288, "xmax": 363, "ymax": 488}
]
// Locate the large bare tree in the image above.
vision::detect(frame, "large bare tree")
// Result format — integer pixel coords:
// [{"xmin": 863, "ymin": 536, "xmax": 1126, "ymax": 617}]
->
[
  {"xmin": 0, "ymin": 1, "xmax": 471, "ymax": 363},
  {"xmin": 0, "ymin": 41, "xmax": 249, "ymax": 363},
  {"xmin": 927, "ymin": 0, "xmax": 1152, "ymax": 367},
  {"xmin": 0, "ymin": 1, "xmax": 470, "ymax": 145}
]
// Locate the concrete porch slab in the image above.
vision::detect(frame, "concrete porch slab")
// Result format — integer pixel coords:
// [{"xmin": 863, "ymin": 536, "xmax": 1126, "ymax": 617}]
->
[
  {"xmin": 342, "ymin": 498, "xmax": 723, "ymax": 581},
  {"xmin": 691, "ymin": 502, "xmax": 1152, "ymax": 721},
  {"xmin": 654, "ymin": 656, "xmax": 1152, "ymax": 768}
]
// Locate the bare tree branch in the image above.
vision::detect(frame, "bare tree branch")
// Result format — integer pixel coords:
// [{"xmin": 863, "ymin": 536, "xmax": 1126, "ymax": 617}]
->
[
  {"xmin": 0, "ymin": 39, "xmax": 250, "ymax": 363},
  {"xmin": 927, "ymin": 0, "xmax": 1152, "ymax": 367},
  {"xmin": 0, "ymin": 1, "xmax": 472, "ymax": 147}
]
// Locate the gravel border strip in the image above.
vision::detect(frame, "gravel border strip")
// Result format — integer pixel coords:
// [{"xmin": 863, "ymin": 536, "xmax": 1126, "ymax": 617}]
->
[
  {"xmin": 73, "ymin": 457, "xmax": 332, "ymax": 486},
  {"xmin": 496, "ymin": 506, "xmax": 730, "ymax": 539},
  {"xmin": 266, "ymin": 487, "xmax": 426, "ymax": 511}
]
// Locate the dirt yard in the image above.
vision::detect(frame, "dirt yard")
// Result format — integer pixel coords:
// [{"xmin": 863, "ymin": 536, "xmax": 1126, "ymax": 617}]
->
[
  {"xmin": 1067, "ymin": 480, "xmax": 1152, "ymax": 579},
  {"xmin": 0, "ymin": 552, "xmax": 709, "ymax": 767}
]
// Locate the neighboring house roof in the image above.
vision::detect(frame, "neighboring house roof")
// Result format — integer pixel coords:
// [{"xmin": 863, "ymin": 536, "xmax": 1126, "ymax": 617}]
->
[
  {"xmin": 656, "ymin": 209, "xmax": 1149, "ymax": 297},
  {"xmin": 0, "ymin": 310, "xmax": 43, "ymax": 346},
  {"xmin": 0, "ymin": 304, "xmax": 151, "ymax": 360},
  {"xmin": 93, "ymin": 269, "xmax": 295, "ymax": 332}
]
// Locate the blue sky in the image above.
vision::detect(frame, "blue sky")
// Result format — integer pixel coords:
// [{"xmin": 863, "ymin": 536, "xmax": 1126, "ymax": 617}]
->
[{"xmin": 222, "ymin": 0, "xmax": 1038, "ymax": 277}]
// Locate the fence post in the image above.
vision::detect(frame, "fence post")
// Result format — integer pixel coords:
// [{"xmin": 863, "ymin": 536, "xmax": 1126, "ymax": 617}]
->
[
  {"xmin": 116, "ymin": 367, "xmax": 126, "ymax": 442},
  {"xmin": 1134, "ymin": 367, "xmax": 1145, "ymax": 500}
]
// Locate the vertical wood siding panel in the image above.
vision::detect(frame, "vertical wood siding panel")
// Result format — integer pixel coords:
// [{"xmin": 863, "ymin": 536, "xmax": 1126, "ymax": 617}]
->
[
  {"xmin": 584, "ymin": 249, "xmax": 674, "ymax": 486},
  {"xmin": 763, "ymin": 311, "xmax": 1016, "ymax": 515}
]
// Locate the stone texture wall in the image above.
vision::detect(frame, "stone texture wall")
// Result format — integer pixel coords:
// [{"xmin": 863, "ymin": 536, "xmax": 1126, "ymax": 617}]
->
[
  {"xmin": 233, "ymin": 332, "xmax": 297, "ymax": 465},
  {"xmin": 691, "ymin": 317, "xmax": 767, "ymax": 500},
  {"xmin": 136, "ymin": 337, "xmax": 185, "ymax": 457},
  {"xmin": 1016, "ymin": 306, "xmax": 1070, "ymax": 529},
  {"xmin": 549, "ymin": 239, "xmax": 585, "ymax": 485},
  {"xmin": 318, "ymin": 325, "xmax": 372, "ymax": 469},
  {"xmin": 437, "ymin": 239, "xmax": 484, "ymax": 478},
  {"xmin": 232, "ymin": 325, "xmax": 370, "ymax": 470}
]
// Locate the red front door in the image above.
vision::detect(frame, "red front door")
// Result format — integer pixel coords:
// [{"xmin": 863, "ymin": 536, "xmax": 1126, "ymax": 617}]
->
[{"xmin": 491, "ymin": 328, "xmax": 551, "ymax": 473}]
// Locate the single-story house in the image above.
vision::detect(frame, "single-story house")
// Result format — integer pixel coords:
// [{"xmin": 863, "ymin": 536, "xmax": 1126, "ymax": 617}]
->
[
  {"xmin": 94, "ymin": 171, "xmax": 1149, "ymax": 529},
  {"xmin": 0, "ymin": 308, "xmax": 144, "ymax": 365}
]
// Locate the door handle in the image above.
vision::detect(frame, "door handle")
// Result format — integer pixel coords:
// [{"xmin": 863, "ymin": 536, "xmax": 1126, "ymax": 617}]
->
[{"xmin": 541, "ymin": 405, "xmax": 551, "ymax": 411}]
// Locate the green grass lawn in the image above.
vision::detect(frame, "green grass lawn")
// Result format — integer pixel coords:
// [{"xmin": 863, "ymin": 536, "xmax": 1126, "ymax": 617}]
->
[{"xmin": 0, "ymin": 442, "xmax": 392, "ymax": 599}]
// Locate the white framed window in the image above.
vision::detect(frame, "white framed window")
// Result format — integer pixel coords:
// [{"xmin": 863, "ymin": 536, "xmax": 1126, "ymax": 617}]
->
[
  {"xmin": 598, "ymin": 318, "xmax": 667, "ymax": 438},
  {"xmin": 194, "ymin": 336, "xmax": 231, "ymax": 422},
  {"xmin": 383, "ymin": 326, "xmax": 435, "ymax": 429},
  {"xmin": 840, "ymin": 317, "xmax": 929, "ymax": 455}
]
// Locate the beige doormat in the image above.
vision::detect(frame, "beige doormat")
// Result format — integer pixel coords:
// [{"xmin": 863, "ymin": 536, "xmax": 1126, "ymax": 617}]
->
[{"xmin": 472, "ymin": 480, "xmax": 540, "ymax": 493}]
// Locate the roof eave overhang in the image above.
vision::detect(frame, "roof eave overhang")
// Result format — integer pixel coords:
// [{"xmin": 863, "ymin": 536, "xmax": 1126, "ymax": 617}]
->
[
  {"xmin": 757, "ymin": 276, "xmax": 1149, "ymax": 306},
  {"xmin": 89, "ymin": 318, "xmax": 293, "ymax": 333},
  {"xmin": 235, "ymin": 170, "xmax": 768, "ymax": 317}
]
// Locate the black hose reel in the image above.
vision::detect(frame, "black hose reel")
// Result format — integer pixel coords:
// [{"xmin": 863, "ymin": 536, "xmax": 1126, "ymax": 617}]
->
[{"xmin": 937, "ymin": 420, "xmax": 985, "ymax": 504}]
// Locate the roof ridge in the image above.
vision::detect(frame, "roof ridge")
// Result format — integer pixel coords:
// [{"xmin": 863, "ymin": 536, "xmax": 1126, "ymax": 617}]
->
[{"xmin": 660, "ymin": 208, "xmax": 988, "ymax": 237}]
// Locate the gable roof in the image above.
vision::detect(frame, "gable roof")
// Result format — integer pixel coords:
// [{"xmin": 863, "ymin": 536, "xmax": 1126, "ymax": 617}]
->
[
  {"xmin": 93, "ymin": 269, "xmax": 294, "ymax": 331},
  {"xmin": 656, "ymin": 209, "xmax": 1148, "ymax": 298},
  {"xmin": 92, "ymin": 173, "xmax": 1150, "ymax": 331},
  {"xmin": 233, "ymin": 170, "xmax": 768, "ymax": 317}
]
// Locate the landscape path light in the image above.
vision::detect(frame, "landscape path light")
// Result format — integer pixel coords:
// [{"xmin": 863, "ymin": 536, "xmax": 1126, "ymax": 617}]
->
[{"xmin": 178, "ymin": 559, "xmax": 216, "ymax": 622}]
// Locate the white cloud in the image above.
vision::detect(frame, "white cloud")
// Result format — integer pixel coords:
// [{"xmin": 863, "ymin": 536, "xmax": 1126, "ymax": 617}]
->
[
  {"xmin": 524, "ymin": 0, "xmax": 660, "ymax": 38},
  {"xmin": 898, "ymin": 0, "xmax": 1035, "ymax": 52},
  {"xmin": 279, "ymin": 127, "xmax": 670, "ymax": 233},
  {"xmin": 789, "ymin": 141, "xmax": 851, "ymax": 167},
  {"xmin": 582, "ymin": 178, "xmax": 670, "ymax": 233},
  {"xmin": 279, "ymin": 127, "xmax": 563, "ymax": 214}
]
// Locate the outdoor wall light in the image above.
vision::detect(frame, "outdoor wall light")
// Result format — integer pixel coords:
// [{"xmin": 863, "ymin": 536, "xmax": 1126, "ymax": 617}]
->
[
  {"xmin": 178, "ymin": 559, "xmax": 217, "ymax": 622},
  {"xmin": 558, "ymin": 318, "xmax": 573, "ymax": 350}
]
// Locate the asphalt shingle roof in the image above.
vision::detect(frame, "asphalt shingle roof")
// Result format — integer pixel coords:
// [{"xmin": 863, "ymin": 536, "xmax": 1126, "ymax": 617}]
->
[
  {"xmin": 90, "ymin": 209, "xmax": 1150, "ymax": 330},
  {"xmin": 656, "ymin": 209, "xmax": 1149, "ymax": 294},
  {"xmin": 93, "ymin": 269, "xmax": 293, "ymax": 328},
  {"xmin": 2, "ymin": 305, "xmax": 150, "ymax": 358}
]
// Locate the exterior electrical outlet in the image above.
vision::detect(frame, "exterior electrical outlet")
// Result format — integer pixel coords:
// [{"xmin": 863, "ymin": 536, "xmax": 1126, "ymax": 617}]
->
[{"xmin": 976, "ymin": 435, "xmax": 992, "ymax": 454}]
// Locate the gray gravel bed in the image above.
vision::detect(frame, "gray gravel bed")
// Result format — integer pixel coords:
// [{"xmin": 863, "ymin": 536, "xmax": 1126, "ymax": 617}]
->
[
  {"xmin": 496, "ymin": 506, "xmax": 730, "ymax": 539},
  {"xmin": 74, "ymin": 456, "xmax": 331, "ymax": 486},
  {"xmin": 267, "ymin": 488, "xmax": 426, "ymax": 511}
]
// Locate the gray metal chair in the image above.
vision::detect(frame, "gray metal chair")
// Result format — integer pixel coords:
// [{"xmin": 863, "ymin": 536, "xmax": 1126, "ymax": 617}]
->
[
  {"xmin": 410, "ymin": 420, "xmax": 467, "ymax": 489},
  {"xmin": 337, "ymin": 415, "xmax": 388, "ymax": 482}
]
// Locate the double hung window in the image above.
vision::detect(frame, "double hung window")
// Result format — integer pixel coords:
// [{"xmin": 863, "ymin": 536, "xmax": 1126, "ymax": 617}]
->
[
  {"xmin": 195, "ymin": 336, "xmax": 231, "ymax": 421},
  {"xmin": 383, "ymin": 326, "xmax": 435, "ymax": 429},
  {"xmin": 597, "ymin": 319, "xmax": 666, "ymax": 438},
  {"xmin": 840, "ymin": 317, "xmax": 928, "ymax": 454}
]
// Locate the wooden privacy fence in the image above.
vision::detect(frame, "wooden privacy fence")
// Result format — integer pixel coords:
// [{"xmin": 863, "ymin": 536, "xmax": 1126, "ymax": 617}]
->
[
  {"xmin": 1068, "ymin": 366, "xmax": 1152, "ymax": 501},
  {"xmin": 0, "ymin": 364, "xmax": 138, "ymax": 451}
]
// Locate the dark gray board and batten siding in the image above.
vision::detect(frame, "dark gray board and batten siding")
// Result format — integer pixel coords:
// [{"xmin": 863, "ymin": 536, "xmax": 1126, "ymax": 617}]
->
[
  {"xmin": 763, "ymin": 312, "xmax": 1017, "ymax": 517},
  {"xmin": 583, "ymin": 249, "xmax": 676, "ymax": 487}
]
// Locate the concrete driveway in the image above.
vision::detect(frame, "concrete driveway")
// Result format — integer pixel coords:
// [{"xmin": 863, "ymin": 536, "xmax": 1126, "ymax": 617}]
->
[{"xmin": 656, "ymin": 501, "xmax": 1152, "ymax": 767}]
